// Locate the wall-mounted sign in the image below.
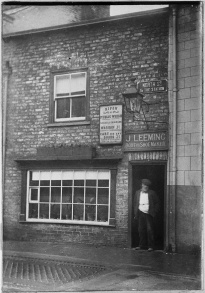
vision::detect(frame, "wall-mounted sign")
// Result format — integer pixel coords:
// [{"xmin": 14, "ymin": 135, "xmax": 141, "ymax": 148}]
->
[
  {"xmin": 124, "ymin": 130, "xmax": 168, "ymax": 152},
  {"xmin": 138, "ymin": 79, "xmax": 167, "ymax": 94},
  {"xmin": 100, "ymin": 104, "xmax": 123, "ymax": 145}
]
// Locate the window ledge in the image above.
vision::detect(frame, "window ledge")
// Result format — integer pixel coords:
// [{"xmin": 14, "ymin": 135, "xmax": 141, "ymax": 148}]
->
[
  {"xmin": 19, "ymin": 220, "xmax": 115, "ymax": 227},
  {"xmin": 47, "ymin": 121, "xmax": 91, "ymax": 127}
]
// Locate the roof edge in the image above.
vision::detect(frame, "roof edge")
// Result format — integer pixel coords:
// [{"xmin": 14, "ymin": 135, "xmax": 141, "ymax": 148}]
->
[{"xmin": 3, "ymin": 7, "xmax": 169, "ymax": 38}]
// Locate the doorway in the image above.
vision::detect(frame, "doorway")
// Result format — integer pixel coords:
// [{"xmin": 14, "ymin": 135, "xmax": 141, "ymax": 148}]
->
[{"xmin": 130, "ymin": 163, "xmax": 166, "ymax": 250}]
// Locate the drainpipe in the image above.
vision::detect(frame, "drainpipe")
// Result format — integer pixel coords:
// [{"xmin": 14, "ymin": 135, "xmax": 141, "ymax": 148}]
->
[
  {"xmin": 3, "ymin": 61, "xmax": 12, "ymax": 190},
  {"xmin": 171, "ymin": 6, "xmax": 177, "ymax": 253}
]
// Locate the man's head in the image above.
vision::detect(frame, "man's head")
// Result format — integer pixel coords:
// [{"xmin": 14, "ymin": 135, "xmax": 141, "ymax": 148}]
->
[{"xmin": 141, "ymin": 179, "xmax": 151, "ymax": 192}]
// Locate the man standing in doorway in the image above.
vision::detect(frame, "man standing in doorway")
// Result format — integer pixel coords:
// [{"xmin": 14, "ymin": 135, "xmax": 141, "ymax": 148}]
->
[{"xmin": 134, "ymin": 179, "xmax": 160, "ymax": 251}]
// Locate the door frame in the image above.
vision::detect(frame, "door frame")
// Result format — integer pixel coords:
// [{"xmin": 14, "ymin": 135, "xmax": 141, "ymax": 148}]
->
[{"xmin": 128, "ymin": 161, "xmax": 167, "ymax": 249}]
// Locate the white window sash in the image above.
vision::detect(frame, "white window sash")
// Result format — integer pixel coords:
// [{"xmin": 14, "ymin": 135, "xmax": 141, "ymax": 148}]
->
[{"xmin": 54, "ymin": 72, "xmax": 86, "ymax": 98}]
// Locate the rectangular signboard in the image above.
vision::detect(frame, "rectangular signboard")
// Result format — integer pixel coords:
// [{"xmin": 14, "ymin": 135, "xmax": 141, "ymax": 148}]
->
[
  {"xmin": 138, "ymin": 79, "xmax": 167, "ymax": 94},
  {"xmin": 100, "ymin": 104, "xmax": 123, "ymax": 145},
  {"xmin": 124, "ymin": 131, "xmax": 168, "ymax": 151}
]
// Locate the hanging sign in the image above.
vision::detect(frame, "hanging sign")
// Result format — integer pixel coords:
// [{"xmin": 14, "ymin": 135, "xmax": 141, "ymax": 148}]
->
[
  {"xmin": 100, "ymin": 104, "xmax": 123, "ymax": 145},
  {"xmin": 124, "ymin": 130, "xmax": 168, "ymax": 151},
  {"xmin": 138, "ymin": 79, "xmax": 167, "ymax": 94}
]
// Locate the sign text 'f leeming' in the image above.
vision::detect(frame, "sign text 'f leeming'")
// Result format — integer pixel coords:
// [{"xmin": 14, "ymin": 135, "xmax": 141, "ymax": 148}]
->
[
  {"xmin": 124, "ymin": 131, "xmax": 168, "ymax": 151},
  {"xmin": 100, "ymin": 104, "xmax": 123, "ymax": 145}
]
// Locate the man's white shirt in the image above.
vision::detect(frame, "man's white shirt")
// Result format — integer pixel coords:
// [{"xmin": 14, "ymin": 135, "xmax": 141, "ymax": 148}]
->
[{"xmin": 139, "ymin": 191, "xmax": 149, "ymax": 213}]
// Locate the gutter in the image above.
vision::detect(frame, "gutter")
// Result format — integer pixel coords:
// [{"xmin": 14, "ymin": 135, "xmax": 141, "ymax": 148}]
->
[
  {"xmin": 171, "ymin": 6, "xmax": 177, "ymax": 253},
  {"xmin": 3, "ymin": 7, "xmax": 169, "ymax": 38},
  {"xmin": 3, "ymin": 62, "xmax": 12, "ymax": 189}
]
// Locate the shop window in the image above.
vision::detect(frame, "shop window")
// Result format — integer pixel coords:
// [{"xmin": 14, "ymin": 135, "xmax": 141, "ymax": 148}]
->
[
  {"xmin": 50, "ymin": 69, "xmax": 89, "ymax": 124},
  {"xmin": 26, "ymin": 170, "xmax": 112, "ymax": 225}
]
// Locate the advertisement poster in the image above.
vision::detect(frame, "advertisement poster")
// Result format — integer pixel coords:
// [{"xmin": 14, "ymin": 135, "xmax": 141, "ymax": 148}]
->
[{"xmin": 100, "ymin": 104, "xmax": 123, "ymax": 145}]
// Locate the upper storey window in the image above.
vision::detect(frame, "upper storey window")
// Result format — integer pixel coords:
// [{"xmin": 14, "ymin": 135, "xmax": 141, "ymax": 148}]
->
[{"xmin": 54, "ymin": 71, "xmax": 87, "ymax": 122}]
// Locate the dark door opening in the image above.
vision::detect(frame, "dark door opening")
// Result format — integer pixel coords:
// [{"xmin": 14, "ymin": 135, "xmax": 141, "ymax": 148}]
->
[{"xmin": 131, "ymin": 164, "xmax": 165, "ymax": 250}]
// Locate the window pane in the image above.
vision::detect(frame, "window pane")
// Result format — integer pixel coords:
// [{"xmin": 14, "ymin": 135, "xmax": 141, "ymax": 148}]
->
[
  {"xmin": 56, "ymin": 75, "xmax": 70, "ymax": 96},
  {"xmin": 98, "ymin": 188, "xmax": 109, "ymax": 204},
  {"xmin": 40, "ymin": 187, "xmax": 49, "ymax": 202},
  {"xmin": 62, "ymin": 187, "xmax": 72, "ymax": 203},
  {"xmin": 71, "ymin": 73, "xmax": 86, "ymax": 96},
  {"xmin": 39, "ymin": 204, "xmax": 49, "ymax": 219},
  {"xmin": 74, "ymin": 180, "xmax": 84, "ymax": 186},
  {"xmin": 62, "ymin": 180, "xmax": 72, "ymax": 186},
  {"xmin": 51, "ymin": 187, "xmax": 61, "ymax": 203},
  {"xmin": 32, "ymin": 171, "xmax": 40, "ymax": 180},
  {"xmin": 51, "ymin": 180, "xmax": 61, "ymax": 186},
  {"xmin": 56, "ymin": 98, "xmax": 70, "ymax": 119},
  {"xmin": 62, "ymin": 171, "xmax": 73, "ymax": 180},
  {"xmin": 40, "ymin": 171, "xmax": 50, "ymax": 180},
  {"xmin": 72, "ymin": 97, "xmax": 85, "ymax": 118},
  {"xmin": 98, "ymin": 180, "xmax": 109, "ymax": 187},
  {"xmin": 29, "ymin": 203, "xmax": 38, "ymax": 218},
  {"xmin": 86, "ymin": 180, "xmax": 96, "ymax": 186},
  {"xmin": 30, "ymin": 171, "xmax": 39, "ymax": 186},
  {"xmin": 73, "ymin": 187, "xmax": 84, "ymax": 203},
  {"xmin": 62, "ymin": 204, "xmax": 72, "ymax": 220},
  {"xmin": 73, "ymin": 204, "xmax": 84, "ymax": 220},
  {"xmin": 98, "ymin": 171, "xmax": 110, "ymax": 180},
  {"xmin": 27, "ymin": 169, "xmax": 111, "ymax": 224},
  {"xmin": 97, "ymin": 205, "xmax": 108, "ymax": 222},
  {"xmin": 73, "ymin": 171, "xmax": 85, "ymax": 180},
  {"xmin": 40, "ymin": 181, "xmax": 50, "ymax": 186},
  {"xmin": 50, "ymin": 204, "xmax": 60, "ymax": 219},
  {"xmin": 85, "ymin": 205, "xmax": 96, "ymax": 221},
  {"xmin": 85, "ymin": 188, "xmax": 96, "ymax": 203},
  {"xmin": 30, "ymin": 189, "xmax": 38, "ymax": 201}
]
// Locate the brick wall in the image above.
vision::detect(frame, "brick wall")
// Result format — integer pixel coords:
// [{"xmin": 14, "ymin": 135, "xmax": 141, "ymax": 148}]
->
[{"xmin": 3, "ymin": 14, "xmax": 168, "ymax": 246}]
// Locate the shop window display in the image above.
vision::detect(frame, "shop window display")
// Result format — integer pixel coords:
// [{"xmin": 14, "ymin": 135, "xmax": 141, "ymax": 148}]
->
[{"xmin": 27, "ymin": 170, "xmax": 110, "ymax": 224}]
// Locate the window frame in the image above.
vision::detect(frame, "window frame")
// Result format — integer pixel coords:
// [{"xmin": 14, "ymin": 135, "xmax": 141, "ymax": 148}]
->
[
  {"xmin": 18, "ymin": 160, "xmax": 118, "ymax": 227},
  {"xmin": 49, "ymin": 68, "xmax": 90, "ymax": 124},
  {"xmin": 26, "ymin": 169, "xmax": 111, "ymax": 225}
]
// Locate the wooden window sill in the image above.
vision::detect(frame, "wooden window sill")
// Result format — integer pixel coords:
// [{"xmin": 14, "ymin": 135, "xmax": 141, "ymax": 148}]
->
[{"xmin": 47, "ymin": 121, "xmax": 91, "ymax": 127}]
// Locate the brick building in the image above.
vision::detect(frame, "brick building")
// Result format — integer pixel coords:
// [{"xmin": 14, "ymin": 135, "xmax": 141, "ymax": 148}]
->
[{"xmin": 2, "ymin": 4, "xmax": 203, "ymax": 254}]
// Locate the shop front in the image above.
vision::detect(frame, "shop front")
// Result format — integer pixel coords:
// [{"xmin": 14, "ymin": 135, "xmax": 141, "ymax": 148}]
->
[{"xmin": 124, "ymin": 131, "xmax": 168, "ymax": 250}]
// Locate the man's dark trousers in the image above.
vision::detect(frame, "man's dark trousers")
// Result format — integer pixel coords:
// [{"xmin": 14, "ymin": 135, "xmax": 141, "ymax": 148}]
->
[{"xmin": 138, "ymin": 209, "xmax": 155, "ymax": 249}]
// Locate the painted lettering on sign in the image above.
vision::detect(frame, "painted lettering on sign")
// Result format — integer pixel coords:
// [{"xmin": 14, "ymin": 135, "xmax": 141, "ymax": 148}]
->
[
  {"xmin": 100, "ymin": 105, "xmax": 123, "ymax": 145},
  {"xmin": 138, "ymin": 80, "xmax": 167, "ymax": 93},
  {"xmin": 124, "ymin": 131, "xmax": 168, "ymax": 151}
]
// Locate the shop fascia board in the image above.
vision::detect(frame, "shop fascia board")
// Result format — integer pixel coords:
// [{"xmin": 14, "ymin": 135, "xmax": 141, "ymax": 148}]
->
[
  {"xmin": 3, "ymin": 7, "xmax": 169, "ymax": 38},
  {"xmin": 15, "ymin": 157, "xmax": 122, "ymax": 170}
]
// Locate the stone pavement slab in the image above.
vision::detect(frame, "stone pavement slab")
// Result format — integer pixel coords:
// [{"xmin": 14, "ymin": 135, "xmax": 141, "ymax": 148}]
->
[{"xmin": 3, "ymin": 241, "xmax": 202, "ymax": 291}]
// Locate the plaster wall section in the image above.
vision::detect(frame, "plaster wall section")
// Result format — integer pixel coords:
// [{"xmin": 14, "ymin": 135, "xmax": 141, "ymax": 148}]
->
[{"xmin": 168, "ymin": 4, "xmax": 202, "ymax": 253}]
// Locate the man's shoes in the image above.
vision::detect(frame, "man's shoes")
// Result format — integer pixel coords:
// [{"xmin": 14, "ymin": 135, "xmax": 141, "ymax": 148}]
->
[
  {"xmin": 148, "ymin": 248, "xmax": 153, "ymax": 252},
  {"xmin": 135, "ymin": 247, "xmax": 141, "ymax": 250}
]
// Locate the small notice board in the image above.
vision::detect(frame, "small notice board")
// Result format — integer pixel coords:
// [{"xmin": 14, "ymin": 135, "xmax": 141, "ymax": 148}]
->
[
  {"xmin": 100, "ymin": 104, "xmax": 123, "ymax": 145},
  {"xmin": 138, "ymin": 79, "xmax": 167, "ymax": 94}
]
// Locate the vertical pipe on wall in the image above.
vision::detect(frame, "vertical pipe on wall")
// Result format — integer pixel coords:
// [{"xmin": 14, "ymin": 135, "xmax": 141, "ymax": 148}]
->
[
  {"xmin": 3, "ymin": 61, "xmax": 12, "ymax": 189},
  {"xmin": 171, "ymin": 6, "xmax": 177, "ymax": 253}
]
